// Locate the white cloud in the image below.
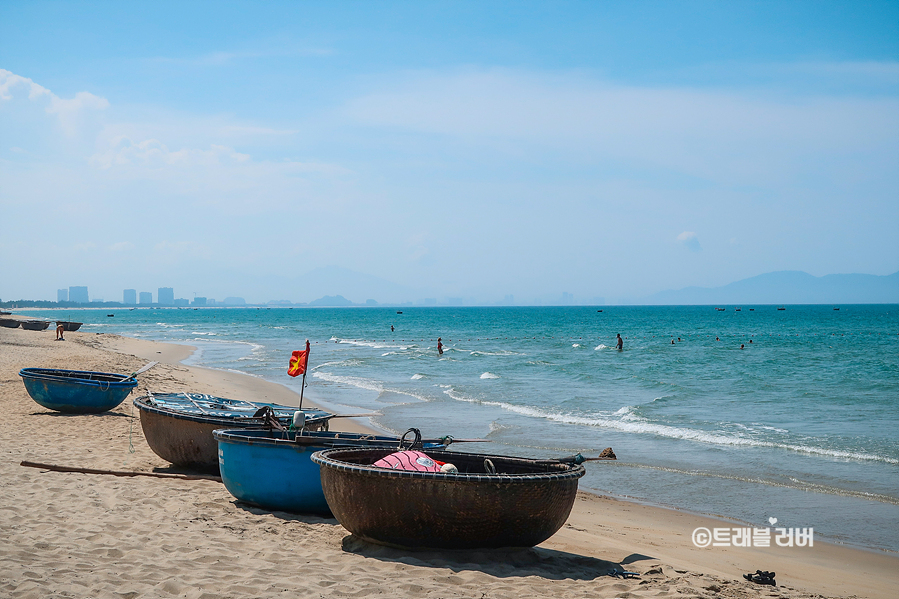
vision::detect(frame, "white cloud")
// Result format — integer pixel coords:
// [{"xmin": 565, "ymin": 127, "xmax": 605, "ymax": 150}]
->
[
  {"xmin": 343, "ymin": 68, "xmax": 899, "ymax": 186},
  {"xmin": 90, "ymin": 137, "xmax": 250, "ymax": 169},
  {"xmin": 0, "ymin": 69, "xmax": 50, "ymax": 100},
  {"xmin": 108, "ymin": 242, "xmax": 134, "ymax": 252},
  {"xmin": 0, "ymin": 68, "xmax": 108, "ymax": 134},
  {"xmin": 677, "ymin": 231, "xmax": 702, "ymax": 252}
]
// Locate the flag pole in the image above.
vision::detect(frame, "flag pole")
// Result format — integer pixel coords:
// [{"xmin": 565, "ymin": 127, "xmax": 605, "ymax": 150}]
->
[
  {"xmin": 297, "ymin": 339, "xmax": 309, "ymax": 413},
  {"xmin": 298, "ymin": 372, "xmax": 306, "ymax": 413}
]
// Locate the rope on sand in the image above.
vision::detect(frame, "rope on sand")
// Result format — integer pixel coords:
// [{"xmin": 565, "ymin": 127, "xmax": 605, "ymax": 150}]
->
[{"xmin": 20, "ymin": 461, "xmax": 222, "ymax": 482}]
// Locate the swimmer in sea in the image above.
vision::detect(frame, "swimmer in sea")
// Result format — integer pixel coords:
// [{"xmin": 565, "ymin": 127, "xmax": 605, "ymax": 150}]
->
[
  {"xmin": 616, "ymin": 333, "xmax": 623, "ymax": 350},
  {"xmin": 437, "ymin": 338, "xmax": 444, "ymax": 355}
]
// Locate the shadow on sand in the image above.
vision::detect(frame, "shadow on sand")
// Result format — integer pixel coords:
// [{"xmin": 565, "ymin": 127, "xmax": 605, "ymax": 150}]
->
[
  {"xmin": 231, "ymin": 501, "xmax": 340, "ymax": 526},
  {"xmin": 340, "ymin": 534, "xmax": 657, "ymax": 581},
  {"xmin": 31, "ymin": 410, "xmax": 132, "ymax": 418}
]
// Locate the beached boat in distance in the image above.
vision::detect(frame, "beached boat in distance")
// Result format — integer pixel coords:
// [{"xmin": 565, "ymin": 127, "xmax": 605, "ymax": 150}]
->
[
  {"xmin": 21, "ymin": 320, "xmax": 51, "ymax": 331},
  {"xmin": 134, "ymin": 393, "xmax": 333, "ymax": 473},
  {"xmin": 215, "ymin": 429, "xmax": 459, "ymax": 514},
  {"xmin": 312, "ymin": 447, "xmax": 585, "ymax": 549},
  {"xmin": 0, "ymin": 318, "xmax": 20, "ymax": 328},
  {"xmin": 19, "ymin": 368, "xmax": 138, "ymax": 413},
  {"xmin": 56, "ymin": 321, "xmax": 83, "ymax": 331}
]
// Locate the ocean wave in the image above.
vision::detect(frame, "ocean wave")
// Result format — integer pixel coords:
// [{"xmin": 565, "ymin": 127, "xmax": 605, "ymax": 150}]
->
[
  {"xmin": 312, "ymin": 371, "xmax": 432, "ymax": 404},
  {"xmin": 480, "ymin": 372, "xmax": 500, "ymax": 379},
  {"xmin": 310, "ymin": 359, "xmax": 362, "ymax": 371},
  {"xmin": 441, "ymin": 391, "xmax": 899, "ymax": 465},
  {"xmin": 332, "ymin": 337, "xmax": 408, "ymax": 350},
  {"xmin": 312, "ymin": 371, "xmax": 384, "ymax": 393},
  {"xmin": 469, "ymin": 350, "xmax": 524, "ymax": 357},
  {"xmin": 191, "ymin": 331, "xmax": 217, "ymax": 335},
  {"xmin": 620, "ymin": 464, "xmax": 899, "ymax": 506},
  {"xmin": 411, "ymin": 373, "xmax": 426, "ymax": 380},
  {"xmin": 595, "ymin": 344, "xmax": 608, "ymax": 350},
  {"xmin": 572, "ymin": 343, "xmax": 581, "ymax": 348}
]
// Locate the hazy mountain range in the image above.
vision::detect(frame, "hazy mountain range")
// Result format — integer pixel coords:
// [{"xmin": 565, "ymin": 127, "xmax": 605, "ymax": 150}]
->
[
  {"xmin": 644, "ymin": 271, "xmax": 899, "ymax": 306},
  {"xmin": 289, "ymin": 269, "xmax": 899, "ymax": 306}
]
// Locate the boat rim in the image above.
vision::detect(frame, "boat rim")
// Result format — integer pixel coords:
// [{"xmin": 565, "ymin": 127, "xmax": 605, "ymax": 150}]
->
[
  {"xmin": 133, "ymin": 394, "xmax": 331, "ymax": 427},
  {"xmin": 311, "ymin": 447, "xmax": 585, "ymax": 483},
  {"xmin": 213, "ymin": 428, "xmax": 397, "ymax": 447},
  {"xmin": 19, "ymin": 368, "xmax": 137, "ymax": 387}
]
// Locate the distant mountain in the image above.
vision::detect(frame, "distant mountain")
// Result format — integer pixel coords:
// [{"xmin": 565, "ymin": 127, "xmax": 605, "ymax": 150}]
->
[
  {"xmin": 308, "ymin": 295, "xmax": 356, "ymax": 307},
  {"xmin": 645, "ymin": 271, "xmax": 899, "ymax": 305},
  {"xmin": 290, "ymin": 266, "xmax": 419, "ymax": 304}
]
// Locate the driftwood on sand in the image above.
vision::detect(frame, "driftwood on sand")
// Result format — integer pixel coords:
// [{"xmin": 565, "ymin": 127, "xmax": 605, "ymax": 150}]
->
[{"xmin": 20, "ymin": 460, "xmax": 222, "ymax": 482}]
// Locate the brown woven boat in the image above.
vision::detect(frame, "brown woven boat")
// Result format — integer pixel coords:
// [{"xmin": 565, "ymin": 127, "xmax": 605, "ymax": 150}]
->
[{"xmin": 311, "ymin": 447, "xmax": 585, "ymax": 549}]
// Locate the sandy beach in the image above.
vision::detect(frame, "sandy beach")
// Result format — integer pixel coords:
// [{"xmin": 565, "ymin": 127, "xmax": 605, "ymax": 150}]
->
[{"xmin": 1, "ymin": 324, "xmax": 896, "ymax": 599}]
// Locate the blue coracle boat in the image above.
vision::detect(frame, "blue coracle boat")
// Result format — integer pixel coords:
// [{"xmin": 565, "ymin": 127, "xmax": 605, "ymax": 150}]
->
[
  {"xmin": 19, "ymin": 368, "xmax": 138, "ymax": 414},
  {"xmin": 214, "ymin": 429, "xmax": 454, "ymax": 515}
]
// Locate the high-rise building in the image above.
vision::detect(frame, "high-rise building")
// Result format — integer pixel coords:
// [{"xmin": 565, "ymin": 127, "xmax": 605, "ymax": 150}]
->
[
  {"xmin": 123, "ymin": 289, "xmax": 137, "ymax": 305},
  {"xmin": 192, "ymin": 297, "xmax": 207, "ymax": 306},
  {"xmin": 69, "ymin": 286, "xmax": 89, "ymax": 303},
  {"xmin": 57, "ymin": 289, "xmax": 68, "ymax": 302},
  {"xmin": 139, "ymin": 291, "xmax": 152, "ymax": 305},
  {"xmin": 158, "ymin": 287, "xmax": 174, "ymax": 306}
]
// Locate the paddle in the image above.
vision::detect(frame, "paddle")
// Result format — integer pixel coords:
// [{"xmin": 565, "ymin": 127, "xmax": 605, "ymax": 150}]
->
[{"xmin": 120, "ymin": 361, "xmax": 158, "ymax": 381}]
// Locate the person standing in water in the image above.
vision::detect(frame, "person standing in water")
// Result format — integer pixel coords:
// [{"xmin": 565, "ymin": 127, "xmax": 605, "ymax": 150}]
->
[
  {"xmin": 437, "ymin": 338, "xmax": 444, "ymax": 355},
  {"xmin": 616, "ymin": 334, "xmax": 623, "ymax": 350}
]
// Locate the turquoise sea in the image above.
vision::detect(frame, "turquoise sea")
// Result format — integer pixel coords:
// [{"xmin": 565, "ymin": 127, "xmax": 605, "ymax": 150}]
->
[{"xmin": 19, "ymin": 305, "xmax": 899, "ymax": 552}]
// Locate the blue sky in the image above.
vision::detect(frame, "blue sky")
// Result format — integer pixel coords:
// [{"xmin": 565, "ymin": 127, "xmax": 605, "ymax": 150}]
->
[{"xmin": 1, "ymin": 1, "xmax": 897, "ymax": 304}]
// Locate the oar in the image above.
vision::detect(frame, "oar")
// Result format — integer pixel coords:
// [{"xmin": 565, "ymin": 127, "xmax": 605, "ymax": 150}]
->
[
  {"xmin": 537, "ymin": 452, "xmax": 617, "ymax": 465},
  {"xmin": 120, "ymin": 361, "xmax": 158, "ymax": 381}
]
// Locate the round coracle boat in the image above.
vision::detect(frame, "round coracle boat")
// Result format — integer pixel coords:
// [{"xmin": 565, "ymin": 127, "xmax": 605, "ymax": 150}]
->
[
  {"xmin": 311, "ymin": 447, "xmax": 585, "ymax": 549},
  {"xmin": 0, "ymin": 318, "xmax": 20, "ymax": 328},
  {"xmin": 21, "ymin": 320, "xmax": 51, "ymax": 331},
  {"xmin": 56, "ymin": 321, "xmax": 83, "ymax": 331},
  {"xmin": 134, "ymin": 393, "xmax": 333, "ymax": 473},
  {"xmin": 19, "ymin": 368, "xmax": 137, "ymax": 413},
  {"xmin": 214, "ymin": 429, "xmax": 458, "ymax": 514}
]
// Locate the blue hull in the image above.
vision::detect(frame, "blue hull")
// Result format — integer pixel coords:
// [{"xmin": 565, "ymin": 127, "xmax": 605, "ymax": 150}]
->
[
  {"xmin": 19, "ymin": 368, "xmax": 137, "ymax": 414},
  {"xmin": 215, "ymin": 429, "xmax": 442, "ymax": 515}
]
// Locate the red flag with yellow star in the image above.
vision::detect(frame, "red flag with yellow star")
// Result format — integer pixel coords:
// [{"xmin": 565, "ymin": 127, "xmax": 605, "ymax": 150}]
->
[{"xmin": 288, "ymin": 340, "xmax": 310, "ymax": 377}]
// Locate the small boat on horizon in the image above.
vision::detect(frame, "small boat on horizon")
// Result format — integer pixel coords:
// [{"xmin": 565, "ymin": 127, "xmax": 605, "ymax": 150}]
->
[{"xmin": 777, "ymin": 307, "xmax": 786, "ymax": 311}]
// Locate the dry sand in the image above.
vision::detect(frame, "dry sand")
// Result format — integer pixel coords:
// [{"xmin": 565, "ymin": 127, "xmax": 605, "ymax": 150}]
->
[{"xmin": 1, "ymin": 325, "xmax": 896, "ymax": 599}]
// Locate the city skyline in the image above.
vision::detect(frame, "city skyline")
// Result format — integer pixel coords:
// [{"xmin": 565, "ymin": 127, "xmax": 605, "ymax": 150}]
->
[{"xmin": 7, "ymin": 267, "xmax": 893, "ymax": 307}]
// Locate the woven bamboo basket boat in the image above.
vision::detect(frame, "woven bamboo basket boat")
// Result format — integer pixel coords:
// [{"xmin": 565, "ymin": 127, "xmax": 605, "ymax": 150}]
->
[{"xmin": 311, "ymin": 447, "xmax": 585, "ymax": 549}]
